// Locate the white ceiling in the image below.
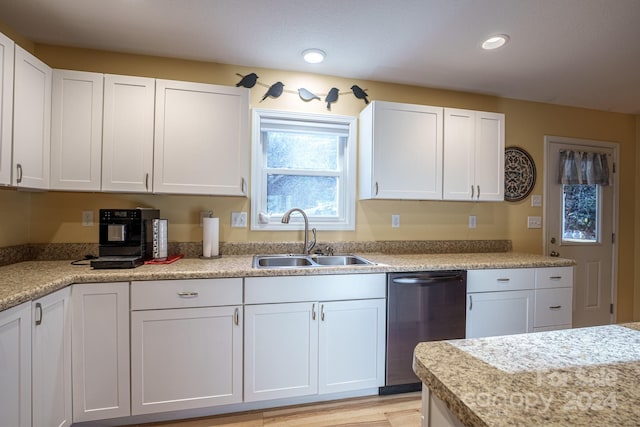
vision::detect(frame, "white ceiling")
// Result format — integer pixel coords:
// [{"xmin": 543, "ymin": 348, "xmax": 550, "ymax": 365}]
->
[{"xmin": 1, "ymin": 0, "xmax": 639, "ymax": 114}]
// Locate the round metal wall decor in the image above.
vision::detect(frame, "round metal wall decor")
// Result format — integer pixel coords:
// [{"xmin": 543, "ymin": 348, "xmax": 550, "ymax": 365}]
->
[{"xmin": 504, "ymin": 146, "xmax": 536, "ymax": 202}]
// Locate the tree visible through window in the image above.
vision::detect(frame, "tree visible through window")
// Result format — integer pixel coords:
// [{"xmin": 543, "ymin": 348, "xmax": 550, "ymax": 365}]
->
[
  {"xmin": 251, "ymin": 109, "xmax": 357, "ymax": 230},
  {"xmin": 562, "ymin": 184, "xmax": 598, "ymax": 242}
]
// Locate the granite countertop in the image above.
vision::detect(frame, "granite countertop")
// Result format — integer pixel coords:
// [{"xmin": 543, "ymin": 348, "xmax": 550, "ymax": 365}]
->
[
  {"xmin": 413, "ymin": 323, "xmax": 640, "ymax": 426},
  {"xmin": 0, "ymin": 252, "xmax": 573, "ymax": 312}
]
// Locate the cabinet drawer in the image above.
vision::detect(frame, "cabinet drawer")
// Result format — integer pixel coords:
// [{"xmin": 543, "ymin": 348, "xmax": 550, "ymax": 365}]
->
[
  {"xmin": 131, "ymin": 278, "xmax": 242, "ymax": 310},
  {"xmin": 467, "ymin": 269, "xmax": 534, "ymax": 293},
  {"xmin": 535, "ymin": 267, "xmax": 573, "ymax": 289},
  {"xmin": 534, "ymin": 287, "xmax": 572, "ymax": 328}
]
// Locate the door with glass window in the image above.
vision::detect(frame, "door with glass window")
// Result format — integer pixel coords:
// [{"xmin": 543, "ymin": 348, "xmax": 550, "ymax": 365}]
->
[{"xmin": 545, "ymin": 137, "xmax": 616, "ymax": 328}]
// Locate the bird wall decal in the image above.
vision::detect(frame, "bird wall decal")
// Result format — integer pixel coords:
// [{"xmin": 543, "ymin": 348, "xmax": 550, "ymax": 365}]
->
[
  {"xmin": 261, "ymin": 81, "xmax": 284, "ymax": 101},
  {"xmin": 325, "ymin": 87, "xmax": 339, "ymax": 110},
  {"xmin": 298, "ymin": 87, "xmax": 320, "ymax": 101},
  {"xmin": 236, "ymin": 71, "xmax": 371, "ymax": 108},
  {"xmin": 236, "ymin": 72, "xmax": 258, "ymax": 88},
  {"xmin": 351, "ymin": 85, "xmax": 369, "ymax": 105}
]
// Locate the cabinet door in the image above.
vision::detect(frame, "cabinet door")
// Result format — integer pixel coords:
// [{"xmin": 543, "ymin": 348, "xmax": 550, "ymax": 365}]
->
[
  {"xmin": 0, "ymin": 302, "xmax": 31, "ymax": 427},
  {"xmin": 466, "ymin": 290, "xmax": 534, "ymax": 339},
  {"xmin": 0, "ymin": 32, "xmax": 13, "ymax": 185},
  {"xmin": 360, "ymin": 101, "xmax": 443, "ymax": 200},
  {"xmin": 154, "ymin": 79, "xmax": 249, "ymax": 195},
  {"xmin": 13, "ymin": 45, "xmax": 51, "ymax": 189},
  {"xmin": 131, "ymin": 305, "xmax": 242, "ymax": 414},
  {"xmin": 51, "ymin": 70, "xmax": 103, "ymax": 190},
  {"xmin": 473, "ymin": 111, "xmax": 504, "ymax": 201},
  {"xmin": 244, "ymin": 302, "xmax": 318, "ymax": 402},
  {"xmin": 71, "ymin": 282, "xmax": 130, "ymax": 422},
  {"xmin": 443, "ymin": 108, "xmax": 475, "ymax": 200},
  {"xmin": 318, "ymin": 299, "xmax": 386, "ymax": 394},
  {"xmin": 443, "ymin": 108, "xmax": 504, "ymax": 201},
  {"xmin": 102, "ymin": 74, "xmax": 155, "ymax": 192},
  {"xmin": 32, "ymin": 287, "xmax": 72, "ymax": 427}
]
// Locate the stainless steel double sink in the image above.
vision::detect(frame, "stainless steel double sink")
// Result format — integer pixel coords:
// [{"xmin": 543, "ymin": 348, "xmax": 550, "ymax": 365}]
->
[{"xmin": 253, "ymin": 254, "xmax": 375, "ymax": 268}]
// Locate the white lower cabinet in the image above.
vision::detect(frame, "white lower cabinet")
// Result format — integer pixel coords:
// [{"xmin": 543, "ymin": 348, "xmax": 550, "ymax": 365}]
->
[
  {"xmin": 32, "ymin": 287, "xmax": 72, "ymax": 427},
  {"xmin": 533, "ymin": 266, "xmax": 574, "ymax": 332},
  {"xmin": 466, "ymin": 289, "xmax": 534, "ymax": 339},
  {"xmin": 244, "ymin": 274, "xmax": 386, "ymax": 402},
  {"xmin": 130, "ymin": 279, "xmax": 243, "ymax": 415},
  {"xmin": 0, "ymin": 302, "xmax": 31, "ymax": 427},
  {"xmin": 244, "ymin": 302, "xmax": 318, "ymax": 401},
  {"xmin": 466, "ymin": 269, "xmax": 535, "ymax": 338},
  {"xmin": 71, "ymin": 282, "xmax": 130, "ymax": 422}
]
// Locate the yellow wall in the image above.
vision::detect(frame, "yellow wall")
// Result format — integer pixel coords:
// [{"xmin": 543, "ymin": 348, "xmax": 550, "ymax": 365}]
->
[{"xmin": 0, "ymin": 34, "xmax": 636, "ymax": 320}]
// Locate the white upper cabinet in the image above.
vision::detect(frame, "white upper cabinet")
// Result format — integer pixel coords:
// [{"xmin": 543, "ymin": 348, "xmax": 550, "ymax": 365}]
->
[
  {"xmin": 360, "ymin": 101, "xmax": 443, "ymax": 200},
  {"xmin": 443, "ymin": 108, "xmax": 505, "ymax": 201},
  {"xmin": 102, "ymin": 74, "xmax": 155, "ymax": 193},
  {"xmin": 154, "ymin": 79, "xmax": 249, "ymax": 195},
  {"xmin": 51, "ymin": 70, "xmax": 104, "ymax": 191},
  {"xmin": 12, "ymin": 45, "xmax": 52, "ymax": 189},
  {"xmin": 0, "ymin": 32, "xmax": 14, "ymax": 186}
]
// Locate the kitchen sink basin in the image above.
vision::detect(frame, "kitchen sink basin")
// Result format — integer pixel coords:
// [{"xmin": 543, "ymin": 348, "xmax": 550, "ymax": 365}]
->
[{"xmin": 253, "ymin": 254, "xmax": 375, "ymax": 268}]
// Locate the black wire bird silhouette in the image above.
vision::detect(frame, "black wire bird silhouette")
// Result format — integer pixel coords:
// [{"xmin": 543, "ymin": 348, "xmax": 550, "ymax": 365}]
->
[
  {"xmin": 351, "ymin": 85, "xmax": 369, "ymax": 104},
  {"xmin": 325, "ymin": 87, "xmax": 339, "ymax": 110},
  {"xmin": 261, "ymin": 81, "xmax": 284, "ymax": 101},
  {"xmin": 236, "ymin": 73, "xmax": 258, "ymax": 88},
  {"xmin": 298, "ymin": 87, "xmax": 320, "ymax": 101}
]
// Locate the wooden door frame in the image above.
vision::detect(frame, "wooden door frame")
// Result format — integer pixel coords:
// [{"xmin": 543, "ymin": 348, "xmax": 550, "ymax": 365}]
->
[{"xmin": 543, "ymin": 135, "xmax": 619, "ymax": 323}]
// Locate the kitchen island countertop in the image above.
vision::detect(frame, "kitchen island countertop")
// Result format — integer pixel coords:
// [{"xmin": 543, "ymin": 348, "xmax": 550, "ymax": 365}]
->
[
  {"xmin": 0, "ymin": 251, "xmax": 573, "ymax": 312},
  {"xmin": 413, "ymin": 322, "xmax": 640, "ymax": 426}
]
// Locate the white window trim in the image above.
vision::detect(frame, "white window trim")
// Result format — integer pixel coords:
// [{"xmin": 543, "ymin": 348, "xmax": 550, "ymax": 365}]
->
[{"xmin": 250, "ymin": 108, "xmax": 357, "ymax": 231}]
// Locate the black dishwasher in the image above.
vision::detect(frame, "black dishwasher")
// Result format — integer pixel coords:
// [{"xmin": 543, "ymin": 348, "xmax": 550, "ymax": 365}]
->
[{"xmin": 380, "ymin": 271, "xmax": 466, "ymax": 394}]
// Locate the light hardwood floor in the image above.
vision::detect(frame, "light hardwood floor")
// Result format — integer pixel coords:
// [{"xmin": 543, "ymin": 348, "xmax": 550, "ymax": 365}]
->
[{"xmin": 126, "ymin": 392, "xmax": 422, "ymax": 427}]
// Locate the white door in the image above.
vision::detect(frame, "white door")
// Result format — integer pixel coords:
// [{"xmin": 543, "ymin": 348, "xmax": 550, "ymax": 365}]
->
[
  {"xmin": 32, "ymin": 287, "xmax": 72, "ymax": 427},
  {"xmin": 318, "ymin": 299, "xmax": 386, "ymax": 394},
  {"xmin": 154, "ymin": 79, "xmax": 249, "ymax": 195},
  {"xmin": 0, "ymin": 31, "xmax": 13, "ymax": 185},
  {"xmin": 244, "ymin": 302, "xmax": 318, "ymax": 402},
  {"xmin": 545, "ymin": 136, "xmax": 617, "ymax": 327},
  {"xmin": 102, "ymin": 74, "xmax": 155, "ymax": 192},
  {"xmin": 51, "ymin": 70, "xmax": 103, "ymax": 191},
  {"xmin": 466, "ymin": 290, "xmax": 534, "ymax": 338},
  {"xmin": 71, "ymin": 282, "xmax": 130, "ymax": 422},
  {"xmin": 131, "ymin": 305, "xmax": 242, "ymax": 415},
  {"xmin": 0, "ymin": 302, "xmax": 31, "ymax": 427},
  {"xmin": 13, "ymin": 45, "xmax": 52, "ymax": 189}
]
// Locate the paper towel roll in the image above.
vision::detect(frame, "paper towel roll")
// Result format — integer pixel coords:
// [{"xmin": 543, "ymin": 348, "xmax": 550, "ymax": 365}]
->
[{"xmin": 203, "ymin": 217, "xmax": 219, "ymax": 257}]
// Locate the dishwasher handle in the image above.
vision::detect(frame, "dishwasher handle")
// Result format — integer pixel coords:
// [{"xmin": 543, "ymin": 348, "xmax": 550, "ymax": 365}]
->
[{"xmin": 391, "ymin": 275, "xmax": 464, "ymax": 285}]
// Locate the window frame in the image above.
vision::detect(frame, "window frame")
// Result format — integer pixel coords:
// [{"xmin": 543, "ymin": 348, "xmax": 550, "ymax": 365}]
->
[{"xmin": 250, "ymin": 108, "xmax": 357, "ymax": 231}]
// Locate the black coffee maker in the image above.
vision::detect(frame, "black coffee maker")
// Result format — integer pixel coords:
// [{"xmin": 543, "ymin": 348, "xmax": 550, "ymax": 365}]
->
[{"xmin": 91, "ymin": 208, "xmax": 160, "ymax": 269}]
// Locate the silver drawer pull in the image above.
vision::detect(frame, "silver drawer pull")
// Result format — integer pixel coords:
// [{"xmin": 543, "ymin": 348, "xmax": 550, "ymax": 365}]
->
[
  {"xmin": 497, "ymin": 278, "xmax": 510, "ymax": 282},
  {"xmin": 177, "ymin": 291, "xmax": 199, "ymax": 298},
  {"xmin": 549, "ymin": 305, "xmax": 562, "ymax": 310},
  {"xmin": 550, "ymin": 276, "xmax": 563, "ymax": 280}
]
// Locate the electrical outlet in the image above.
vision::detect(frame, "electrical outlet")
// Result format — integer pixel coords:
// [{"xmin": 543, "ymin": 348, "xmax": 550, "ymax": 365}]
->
[
  {"xmin": 468, "ymin": 215, "xmax": 477, "ymax": 229},
  {"xmin": 231, "ymin": 211, "xmax": 247, "ymax": 228},
  {"xmin": 391, "ymin": 214, "xmax": 400, "ymax": 228},
  {"xmin": 200, "ymin": 210, "xmax": 213, "ymax": 227},
  {"xmin": 527, "ymin": 216, "xmax": 542, "ymax": 229},
  {"xmin": 82, "ymin": 210, "xmax": 94, "ymax": 227}
]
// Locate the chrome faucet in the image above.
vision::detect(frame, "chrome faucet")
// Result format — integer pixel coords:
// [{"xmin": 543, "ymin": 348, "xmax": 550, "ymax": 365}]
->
[{"xmin": 281, "ymin": 208, "xmax": 317, "ymax": 255}]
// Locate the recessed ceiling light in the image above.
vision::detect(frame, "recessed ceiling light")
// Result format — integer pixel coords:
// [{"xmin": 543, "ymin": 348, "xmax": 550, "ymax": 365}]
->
[
  {"xmin": 302, "ymin": 48, "xmax": 326, "ymax": 64},
  {"xmin": 482, "ymin": 34, "xmax": 509, "ymax": 50}
]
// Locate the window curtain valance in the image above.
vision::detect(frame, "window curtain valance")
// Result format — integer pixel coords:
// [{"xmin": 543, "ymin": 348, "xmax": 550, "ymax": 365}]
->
[{"xmin": 558, "ymin": 150, "xmax": 611, "ymax": 186}]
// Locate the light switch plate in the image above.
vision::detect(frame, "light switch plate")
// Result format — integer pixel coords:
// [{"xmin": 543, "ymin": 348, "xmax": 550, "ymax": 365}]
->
[
  {"xmin": 232, "ymin": 212, "xmax": 247, "ymax": 228},
  {"xmin": 82, "ymin": 210, "xmax": 94, "ymax": 227},
  {"xmin": 527, "ymin": 216, "xmax": 542, "ymax": 229},
  {"xmin": 531, "ymin": 195, "xmax": 542, "ymax": 207}
]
